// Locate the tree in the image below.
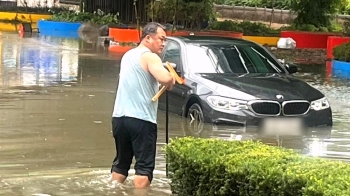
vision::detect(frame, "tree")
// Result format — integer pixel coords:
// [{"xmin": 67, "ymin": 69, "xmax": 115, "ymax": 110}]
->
[{"xmin": 290, "ymin": 0, "xmax": 343, "ymax": 28}]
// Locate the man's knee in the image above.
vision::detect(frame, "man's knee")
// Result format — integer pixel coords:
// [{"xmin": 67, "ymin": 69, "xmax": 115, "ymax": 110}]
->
[{"xmin": 134, "ymin": 175, "xmax": 151, "ymax": 188}]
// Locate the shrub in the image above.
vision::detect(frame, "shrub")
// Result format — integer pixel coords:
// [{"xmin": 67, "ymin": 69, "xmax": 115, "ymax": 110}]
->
[
  {"xmin": 147, "ymin": 0, "xmax": 215, "ymax": 30},
  {"xmin": 209, "ymin": 20, "xmax": 280, "ymax": 36},
  {"xmin": 278, "ymin": 22, "xmax": 343, "ymax": 33},
  {"xmin": 290, "ymin": 0, "xmax": 343, "ymax": 31},
  {"xmin": 333, "ymin": 42, "xmax": 350, "ymax": 62},
  {"xmin": 208, "ymin": 20, "xmax": 343, "ymax": 36},
  {"xmin": 212, "ymin": 0, "xmax": 292, "ymax": 9},
  {"xmin": 49, "ymin": 10, "xmax": 119, "ymax": 25},
  {"xmin": 165, "ymin": 137, "xmax": 350, "ymax": 196}
]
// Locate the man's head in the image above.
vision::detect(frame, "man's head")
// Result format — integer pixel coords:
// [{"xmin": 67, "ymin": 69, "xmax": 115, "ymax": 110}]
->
[{"xmin": 140, "ymin": 22, "xmax": 167, "ymax": 54}]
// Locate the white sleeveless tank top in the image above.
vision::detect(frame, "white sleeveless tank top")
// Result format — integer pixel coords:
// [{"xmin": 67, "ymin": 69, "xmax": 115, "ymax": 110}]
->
[{"xmin": 112, "ymin": 47, "xmax": 159, "ymax": 124}]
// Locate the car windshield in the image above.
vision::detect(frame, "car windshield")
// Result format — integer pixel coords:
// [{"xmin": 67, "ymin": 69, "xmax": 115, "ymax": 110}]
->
[{"xmin": 186, "ymin": 43, "xmax": 285, "ymax": 74}]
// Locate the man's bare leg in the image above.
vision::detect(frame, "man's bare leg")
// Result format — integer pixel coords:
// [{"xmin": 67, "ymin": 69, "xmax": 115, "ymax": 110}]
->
[
  {"xmin": 134, "ymin": 175, "xmax": 151, "ymax": 188},
  {"xmin": 111, "ymin": 172, "xmax": 127, "ymax": 183},
  {"xmin": 133, "ymin": 187, "xmax": 150, "ymax": 196}
]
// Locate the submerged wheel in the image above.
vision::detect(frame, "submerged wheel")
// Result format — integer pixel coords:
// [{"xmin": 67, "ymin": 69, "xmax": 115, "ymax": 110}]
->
[{"xmin": 186, "ymin": 103, "xmax": 204, "ymax": 134}]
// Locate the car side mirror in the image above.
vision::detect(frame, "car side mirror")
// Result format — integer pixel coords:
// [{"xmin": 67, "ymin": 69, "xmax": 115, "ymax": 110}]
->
[{"xmin": 285, "ymin": 63, "xmax": 298, "ymax": 74}]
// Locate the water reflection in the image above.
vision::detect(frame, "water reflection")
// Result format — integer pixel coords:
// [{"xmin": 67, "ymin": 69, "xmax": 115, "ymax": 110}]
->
[
  {"xmin": 180, "ymin": 120, "xmax": 333, "ymax": 155},
  {"xmin": 1, "ymin": 32, "xmax": 350, "ymax": 195},
  {"xmin": 1, "ymin": 35, "xmax": 79, "ymax": 87}
]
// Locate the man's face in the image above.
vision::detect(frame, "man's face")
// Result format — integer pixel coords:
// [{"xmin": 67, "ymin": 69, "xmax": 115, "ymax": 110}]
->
[{"xmin": 149, "ymin": 27, "xmax": 167, "ymax": 55}]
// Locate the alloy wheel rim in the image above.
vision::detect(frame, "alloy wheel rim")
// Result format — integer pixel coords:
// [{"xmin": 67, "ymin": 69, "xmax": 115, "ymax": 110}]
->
[{"xmin": 188, "ymin": 108, "xmax": 204, "ymax": 133}]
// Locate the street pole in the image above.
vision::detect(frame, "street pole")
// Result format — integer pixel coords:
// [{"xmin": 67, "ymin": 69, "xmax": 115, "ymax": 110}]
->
[{"xmin": 165, "ymin": 90, "xmax": 169, "ymax": 177}]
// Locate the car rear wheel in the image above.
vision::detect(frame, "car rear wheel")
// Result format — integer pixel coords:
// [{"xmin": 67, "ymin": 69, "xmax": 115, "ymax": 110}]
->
[{"xmin": 186, "ymin": 103, "xmax": 204, "ymax": 134}]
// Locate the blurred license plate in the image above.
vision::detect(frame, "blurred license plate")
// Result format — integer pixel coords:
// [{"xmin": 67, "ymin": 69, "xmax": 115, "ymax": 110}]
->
[{"xmin": 261, "ymin": 118, "xmax": 303, "ymax": 135}]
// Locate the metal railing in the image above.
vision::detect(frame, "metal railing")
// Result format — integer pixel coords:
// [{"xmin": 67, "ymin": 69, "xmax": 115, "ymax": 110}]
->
[
  {"xmin": 213, "ymin": 4, "xmax": 350, "ymax": 25},
  {"xmin": 59, "ymin": 0, "xmax": 80, "ymax": 5},
  {"xmin": 0, "ymin": 0, "xmax": 17, "ymax": 8}
]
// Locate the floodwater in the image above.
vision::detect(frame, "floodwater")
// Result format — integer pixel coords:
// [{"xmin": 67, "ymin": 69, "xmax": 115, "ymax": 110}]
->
[{"xmin": 0, "ymin": 32, "xmax": 350, "ymax": 195}]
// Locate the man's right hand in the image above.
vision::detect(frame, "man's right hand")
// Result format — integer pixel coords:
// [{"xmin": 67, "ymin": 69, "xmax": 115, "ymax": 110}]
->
[{"xmin": 166, "ymin": 76, "xmax": 176, "ymax": 90}]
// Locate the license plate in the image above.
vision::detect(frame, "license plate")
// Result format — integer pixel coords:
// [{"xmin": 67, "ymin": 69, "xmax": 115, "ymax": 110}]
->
[{"xmin": 261, "ymin": 118, "xmax": 303, "ymax": 136}]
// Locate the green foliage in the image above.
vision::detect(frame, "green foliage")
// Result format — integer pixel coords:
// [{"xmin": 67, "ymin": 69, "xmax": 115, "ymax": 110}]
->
[
  {"xmin": 148, "ymin": 0, "xmax": 344, "ymax": 34},
  {"xmin": 290, "ymin": 0, "xmax": 343, "ymax": 29},
  {"xmin": 208, "ymin": 20, "xmax": 343, "ymax": 35},
  {"xmin": 213, "ymin": 0, "xmax": 350, "ymax": 13},
  {"xmin": 49, "ymin": 10, "xmax": 119, "ymax": 25},
  {"xmin": 280, "ymin": 22, "xmax": 344, "ymax": 33},
  {"xmin": 338, "ymin": 0, "xmax": 350, "ymax": 14},
  {"xmin": 213, "ymin": 0, "xmax": 292, "ymax": 9},
  {"xmin": 209, "ymin": 20, "xmax": 280, "ymax": 36},
  {"xmin": 329, "ymin": 22, "xmax": 345, "ymax": 33},
  {"xmin": 333, "ymin": 42, "xmax": 350, "ymax": 62},
  {"xmin": 145, "ymin": 0, "xmax": 350, "ymax": 16},
  {"xmin": 165, "ymin": 137, "xmax": 350, "ymax": 196},
  {"xmin": 148, "ymin": 0, "xmax": 216, "ymax": 30}
]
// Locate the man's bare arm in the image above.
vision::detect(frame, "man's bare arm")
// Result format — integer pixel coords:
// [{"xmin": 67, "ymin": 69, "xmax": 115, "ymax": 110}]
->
[{"xmin": 143, "ymin": 52, "xmax": 175, "ymax": 87}]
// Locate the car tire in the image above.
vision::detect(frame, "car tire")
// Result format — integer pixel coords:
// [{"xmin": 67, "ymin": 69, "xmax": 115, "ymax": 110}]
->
[{"xmin": 185, "ymin": 103, "xmax": 204, "ymax": 134}]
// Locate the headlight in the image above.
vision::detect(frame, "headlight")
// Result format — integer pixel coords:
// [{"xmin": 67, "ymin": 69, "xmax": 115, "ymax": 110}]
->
[
  {"xmin": 207, "ymin": 96, "xmax": 248, "ymax": 110},
  {"xmin": 310, "ymin": 97, "xmax": 330, "ymax": 111}
]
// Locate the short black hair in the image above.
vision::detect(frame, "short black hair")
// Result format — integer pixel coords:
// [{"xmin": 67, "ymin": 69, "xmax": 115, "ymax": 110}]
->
[{"xmin": 140, "ymin": 22, "xmax": 166, "ymax": 41}]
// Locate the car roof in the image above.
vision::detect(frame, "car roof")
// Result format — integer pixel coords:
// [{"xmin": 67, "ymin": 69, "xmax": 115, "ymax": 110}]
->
[{"xmin": 169, "ymin": 35, "xmax": 258, "ymax": 46}]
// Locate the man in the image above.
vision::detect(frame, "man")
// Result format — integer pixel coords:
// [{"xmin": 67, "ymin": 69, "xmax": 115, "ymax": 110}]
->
[{"xmin": 110, "ymin": 22, "xmax": 175, "ymax": 189}]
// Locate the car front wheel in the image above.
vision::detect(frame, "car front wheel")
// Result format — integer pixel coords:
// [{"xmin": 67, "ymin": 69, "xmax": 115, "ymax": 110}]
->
[{"xmin": 186, "ymin": 103, "xmax": 204, "ymax": 133}]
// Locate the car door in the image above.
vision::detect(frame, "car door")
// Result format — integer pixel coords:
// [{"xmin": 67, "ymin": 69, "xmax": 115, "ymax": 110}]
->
[{"xmin": 158, "ymin": 40, "xmax": 188, "ymax": 116}]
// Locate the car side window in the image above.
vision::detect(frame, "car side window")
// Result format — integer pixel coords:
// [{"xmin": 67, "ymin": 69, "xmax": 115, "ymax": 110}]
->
[{"xmin": 162, "ymin": 41, "xmax": 182, "ymax": 72}]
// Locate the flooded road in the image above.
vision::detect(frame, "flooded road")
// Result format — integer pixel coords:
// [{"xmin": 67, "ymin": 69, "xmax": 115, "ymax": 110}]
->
[{"xmin": 0, "ymin": 32, "xmax": 350, "ymax": 195}]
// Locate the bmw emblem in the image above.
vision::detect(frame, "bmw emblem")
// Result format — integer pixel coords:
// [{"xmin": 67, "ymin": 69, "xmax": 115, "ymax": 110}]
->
[{"xmin": 276, "ymin": 94, "xmax": 284, "ymax": 99}]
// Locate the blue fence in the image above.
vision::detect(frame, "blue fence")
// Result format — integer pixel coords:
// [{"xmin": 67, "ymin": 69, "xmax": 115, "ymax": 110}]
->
[
  {"xmin": 38, "ymin": 20, "xmax": 82, "ymax": 31},
  {"xmin": 332, "ymin": 60, "xmax": 350, "ymax": 78}
]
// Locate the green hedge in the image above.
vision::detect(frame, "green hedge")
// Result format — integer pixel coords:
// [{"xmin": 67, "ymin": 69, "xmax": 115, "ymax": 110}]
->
[
  {"xmin": 165, "ymin": 137, "xmax": 350, "ymax": 196},
  {"xmin": 50, "ymin": 10, "xmax": 119, "ymax": 25},
  {"xmin": 213, "ymin": 0, "xmax": 350, "ymax": 14},
  {"xmin": 208, "ymin": 20, "xmax": 343, "ymax": 35},
  {"xmin": 213, "ymin": 0, "xmax": 291, "ymax": 9},
  {"xmin": 333, "ymin": 42, "xmax": 350, "ymax": 62},
  {"xmin": 209, "ymin": 20, "xmax": 281, "ymax": 36}
]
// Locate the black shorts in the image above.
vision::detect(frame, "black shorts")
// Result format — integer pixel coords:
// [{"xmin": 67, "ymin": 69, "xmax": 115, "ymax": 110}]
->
[{"xmin": 110, "ymin": 116, "xmax": 157, "ymax": 182}]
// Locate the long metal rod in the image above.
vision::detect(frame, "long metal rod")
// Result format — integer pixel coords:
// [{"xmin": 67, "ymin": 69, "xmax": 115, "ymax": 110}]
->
[{"xmin": 165, "ymin": 90, "xmax": 169, "ymax": 177}]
